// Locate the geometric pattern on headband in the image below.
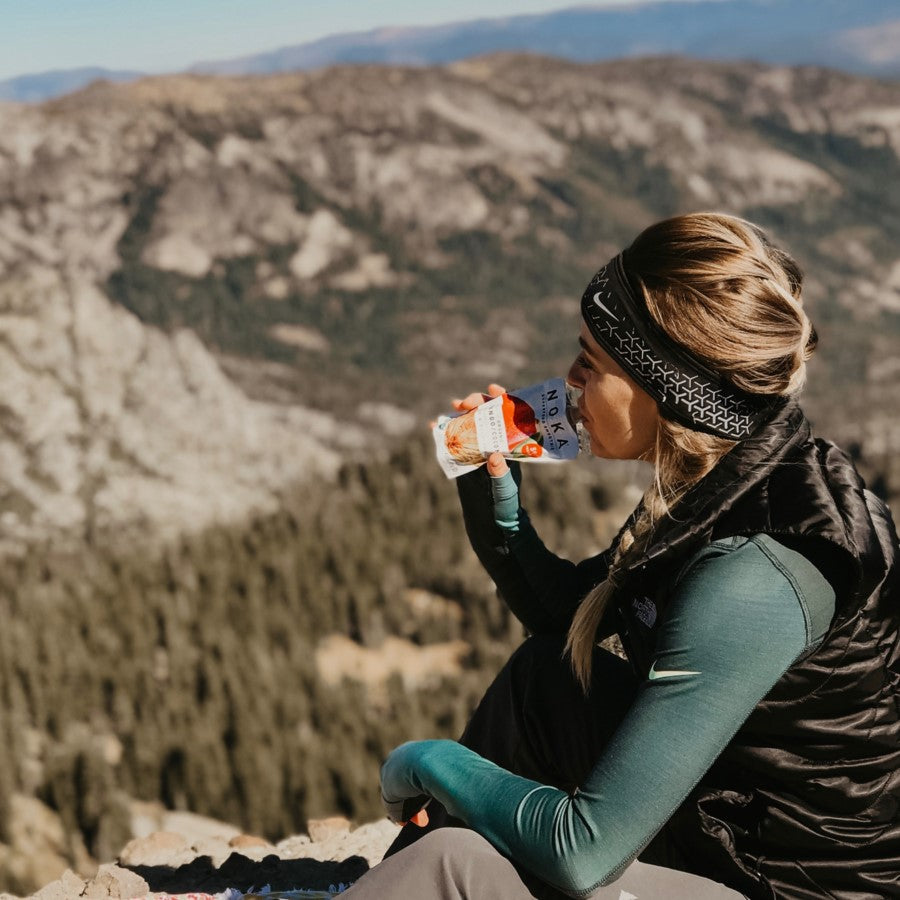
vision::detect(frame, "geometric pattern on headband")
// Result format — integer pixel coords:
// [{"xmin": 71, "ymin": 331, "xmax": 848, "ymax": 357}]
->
[{"xmin": 580, "ymin": 257, "xmax": 778, "ymax": 440}]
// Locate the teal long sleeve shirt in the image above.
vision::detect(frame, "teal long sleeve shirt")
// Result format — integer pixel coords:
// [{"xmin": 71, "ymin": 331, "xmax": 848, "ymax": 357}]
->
[{"xmin": 382, "ymin": 471, "xmax": 836, "ymax": 898}]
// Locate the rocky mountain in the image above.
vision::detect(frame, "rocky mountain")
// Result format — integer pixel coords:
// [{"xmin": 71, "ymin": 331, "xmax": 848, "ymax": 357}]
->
[
  {"xmin": 1, "ymin": 55, "xmax": 899, "ymax": 894},
  {"xmin": 1, "ymin": 54, "xmax": 898, "ymax": 551}
]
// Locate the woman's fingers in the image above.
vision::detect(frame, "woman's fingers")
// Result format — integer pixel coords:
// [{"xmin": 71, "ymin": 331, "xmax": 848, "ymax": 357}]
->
[
  {"xmin": 451, "ymin": 390, "xmax": 490, "ymax": 411},
  {"xmin": 451, "ymin": 391, "xmax": 486, "ymax": 412},
  {"xmin": 444, "ymin": 389, "xmax": 511, "ymax": 475},
  {"xmin": 409, "ymin": 808, "xmax": 430, "ymax": 827},
  {"xmin": 486, "ymin": 452, "xmax": 509, "ymax": 477},
  {"xmin": 451, "ymin": 384, "xmax": 508, "ymax": 412}
]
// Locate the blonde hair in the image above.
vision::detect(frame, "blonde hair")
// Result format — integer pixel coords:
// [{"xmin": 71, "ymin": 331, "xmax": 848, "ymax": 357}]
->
[{"xmin": 565, "ymin": 213, "xmax": 818, "ymax": 690}]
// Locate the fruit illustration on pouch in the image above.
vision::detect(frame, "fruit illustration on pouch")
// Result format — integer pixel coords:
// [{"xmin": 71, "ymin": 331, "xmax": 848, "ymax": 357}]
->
[
  {"xmin": 443, "ymin": 391, "xmax": 544, "ymax": 464},
  {"xmin": 503, "ymin": 393, "xmax": 544, "ymax": 458},
  {"xmin": 443, "ymin": 411, "xmax": 483, "ymax": 464},
  {"xmin": 514, "ymin": 438, "xmax": 543, "ymax": 458}
]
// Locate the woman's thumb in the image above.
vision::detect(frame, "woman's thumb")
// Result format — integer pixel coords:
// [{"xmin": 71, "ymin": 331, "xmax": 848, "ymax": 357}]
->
[{"xmin": 486, "ymin": 452, "xmax": 509, "ymax": 477}]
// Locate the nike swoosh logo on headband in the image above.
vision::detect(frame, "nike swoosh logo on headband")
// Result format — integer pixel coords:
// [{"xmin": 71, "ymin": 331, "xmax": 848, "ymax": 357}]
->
[{"xmin": 593, "ymin": 291, "xmax": 618, "ymax": 320}]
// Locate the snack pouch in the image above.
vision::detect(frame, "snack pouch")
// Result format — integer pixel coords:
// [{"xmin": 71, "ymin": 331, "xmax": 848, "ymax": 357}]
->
[{"xmin": 432, "ymin": 377, "xmax": 579, "ymax": 479}]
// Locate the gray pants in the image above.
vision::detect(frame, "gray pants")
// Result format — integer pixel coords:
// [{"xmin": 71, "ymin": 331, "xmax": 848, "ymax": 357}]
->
[{"xmin": 342, "ymin": 829, "xmax": 746, "ymax": 899}]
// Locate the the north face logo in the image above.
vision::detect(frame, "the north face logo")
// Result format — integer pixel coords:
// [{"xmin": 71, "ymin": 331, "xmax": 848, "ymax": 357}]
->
[{"xmin": 632, "ymin": 595, "xmax": 657, "ymax": 628}]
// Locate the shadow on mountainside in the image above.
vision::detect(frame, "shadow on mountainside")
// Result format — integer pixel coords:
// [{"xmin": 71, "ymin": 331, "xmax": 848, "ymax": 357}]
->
[{"xmin": 124, "ymin": 851, "xmax": 370, "ymax": 894}]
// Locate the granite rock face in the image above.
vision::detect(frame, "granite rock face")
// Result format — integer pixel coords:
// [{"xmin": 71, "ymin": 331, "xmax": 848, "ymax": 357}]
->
[{"xmin": 0, "ymin": 267, "xmax": 353, "ymax": 552}]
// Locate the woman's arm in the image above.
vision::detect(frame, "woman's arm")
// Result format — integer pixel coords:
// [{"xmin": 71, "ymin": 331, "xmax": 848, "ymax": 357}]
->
[
  {"xmin": 382, "ymin": 535, "xmax": 835, "ymax": 896},
  {"xmin": 457, "ymin": 464, "xmax": 612, "ymax": 635}
]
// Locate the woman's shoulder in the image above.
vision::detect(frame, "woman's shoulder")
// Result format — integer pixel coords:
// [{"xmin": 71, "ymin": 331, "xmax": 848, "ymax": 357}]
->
[{"xmin": 673, "ymin": 534, "xmax": 836, "ymax": 647}]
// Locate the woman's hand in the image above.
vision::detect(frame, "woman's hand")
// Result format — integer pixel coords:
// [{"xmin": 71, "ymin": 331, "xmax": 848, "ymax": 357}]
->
[
  {"xmin": 381, "ymin": 740, "xmax": 440, "ymax": 825},
  {"xmin": 381, "ymin": 793, "xmax": 430, "ymax": 827},
  {"xmin": 451, "ymin": 383, "xmax": 509, "ymax": 478},
  {"xmin": 451, "ymin": 383, "xmax": 523, "ymax": 531}
]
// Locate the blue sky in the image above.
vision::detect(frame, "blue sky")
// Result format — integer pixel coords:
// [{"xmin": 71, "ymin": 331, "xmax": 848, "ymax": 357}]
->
[{"xmin": 0, "ymin": 0, "xmax": 695, "ymax": 81}]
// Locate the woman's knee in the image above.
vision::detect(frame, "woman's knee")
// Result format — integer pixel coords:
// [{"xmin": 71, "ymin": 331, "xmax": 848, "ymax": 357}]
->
[
  {"xmin": 345, "ymin": 830, "xmax": 497, "ymax": 899},
  {"xmin": 419, "ymin": 827, "xmax": 495, "ymax": 859},
  {"xmin": 413, "ymin": 830, "xmax": 532, "ymax": 897},
  {"xmin": 391, "ymin": 830, "xmax": 512, "ymax": 885}
]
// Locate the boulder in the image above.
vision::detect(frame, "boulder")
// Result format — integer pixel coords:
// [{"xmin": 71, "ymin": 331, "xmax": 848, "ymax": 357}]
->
[
  {"xmin": 117, "ymin": 830, "xmax": 192, "ymax": 868},
  {"xmin": 82, "ymin": 864, "xmax": 149, "ymax": 899},
  {"xmin": 306, "ymin": 817, "xmax": 351, "ymax": 844},
  {"xmin": 31, "ymin": 868, "xmax": 86, "ymax": 900}
]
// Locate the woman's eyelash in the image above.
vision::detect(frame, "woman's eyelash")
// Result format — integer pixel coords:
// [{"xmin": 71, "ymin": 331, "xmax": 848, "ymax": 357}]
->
[{"xmin": 575, "ymin": 353, "xmax": 592, "ymax": 370}]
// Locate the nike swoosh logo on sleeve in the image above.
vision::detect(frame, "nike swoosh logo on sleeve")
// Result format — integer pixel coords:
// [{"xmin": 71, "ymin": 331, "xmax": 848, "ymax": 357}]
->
[{"xmin": 648, "ymin": 660, "xmax": 701, "ymax": 680}]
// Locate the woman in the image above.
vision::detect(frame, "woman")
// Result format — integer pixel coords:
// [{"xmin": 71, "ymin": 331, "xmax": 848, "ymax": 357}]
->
[{"xmin": 343, "ymin": 214, "xmax": 900, "ymax": 899}]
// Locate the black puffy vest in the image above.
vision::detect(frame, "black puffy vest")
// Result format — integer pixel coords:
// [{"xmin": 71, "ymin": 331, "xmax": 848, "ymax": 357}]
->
[{"xmin": 613, "ymin": 400, "xmax": 900, "ymax": 899}]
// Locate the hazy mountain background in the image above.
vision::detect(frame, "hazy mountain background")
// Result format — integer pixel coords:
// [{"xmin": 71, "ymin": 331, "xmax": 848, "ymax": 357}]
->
[
  {"xmin": 2, "ymin": 0, "xmax": 900, "ymax": 103},
  {"xmin": 0, "ymin": 36, "xmax": 898, "ymax": 897},
  {"xmin": 0, "ymin": 68, "xmax": 144, "ymax": 105},
  {"xmin": 190, "ymin": 0, "xmax": 900, "ymax": 77}
]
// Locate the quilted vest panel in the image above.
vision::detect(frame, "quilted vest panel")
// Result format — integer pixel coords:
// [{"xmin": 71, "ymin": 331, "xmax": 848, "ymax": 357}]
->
[{"xmin": 612, "ymin": 401, "xmax": 900, "ymax": 899}]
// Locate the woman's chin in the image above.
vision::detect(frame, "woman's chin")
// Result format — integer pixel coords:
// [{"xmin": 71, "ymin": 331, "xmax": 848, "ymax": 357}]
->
[{"xmin": 589, "ymin": 438, "xmax": 632, "ymax": 461}]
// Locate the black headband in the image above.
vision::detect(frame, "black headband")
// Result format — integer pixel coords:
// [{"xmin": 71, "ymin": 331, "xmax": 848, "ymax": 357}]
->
[{"xmin": 580, "ymin": 254, "xmax": 782, "ymax": 440}]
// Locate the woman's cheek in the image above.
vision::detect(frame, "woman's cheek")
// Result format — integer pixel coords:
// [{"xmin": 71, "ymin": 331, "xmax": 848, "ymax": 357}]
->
[{"xmin": 585, "ymin": 382, "xmax": 607, "ymax": 421}]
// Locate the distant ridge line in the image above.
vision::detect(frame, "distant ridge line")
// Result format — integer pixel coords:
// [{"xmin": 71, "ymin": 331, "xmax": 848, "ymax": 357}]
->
[{"xmin": 1, "ymin": 0, "xmax": 898, "ymax": 103}]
